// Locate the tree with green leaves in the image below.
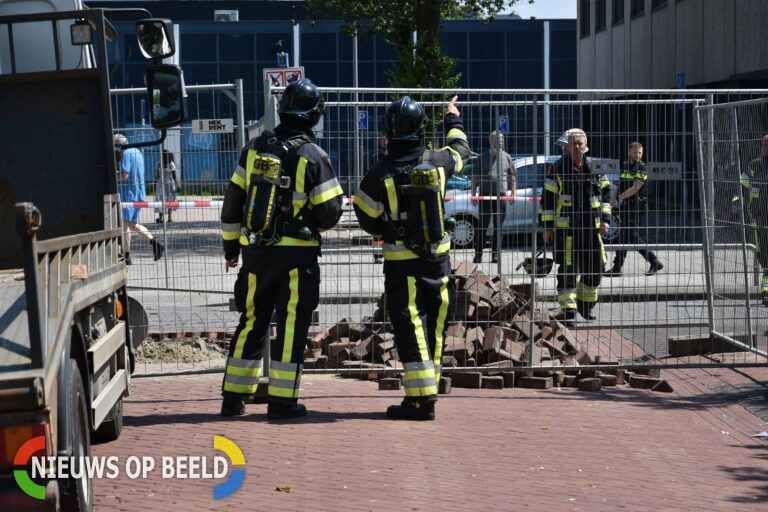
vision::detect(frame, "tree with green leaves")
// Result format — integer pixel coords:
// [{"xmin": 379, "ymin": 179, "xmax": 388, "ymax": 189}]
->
[{"xmin": 306, "ymin": 0, "xmax": 532, "ymax": 89}]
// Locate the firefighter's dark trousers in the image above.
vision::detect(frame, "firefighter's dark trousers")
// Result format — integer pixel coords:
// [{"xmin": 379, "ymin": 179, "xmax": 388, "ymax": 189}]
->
[
  {"xmin": 222, "ymin": 259, "xmax": 320, "ymax": 403},
  {"xmin": 554, "ymin": 228, "xmax": 606, "ymax": 314},
  {"xmin": 384, "ymin": 270, "xmax": 455, "ymax": 399},
  {"xmin": 475, "ymin": 198, "xmax": 501, "ymax": 257},
  {"xmin": 612, "ymin": 210, "xmax": 657, "ymax": 270}
]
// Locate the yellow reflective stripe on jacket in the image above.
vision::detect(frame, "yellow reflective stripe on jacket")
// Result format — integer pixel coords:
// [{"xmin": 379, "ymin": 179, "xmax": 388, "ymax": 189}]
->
[
  {"xmin": 293, "ymin": 157, "xmax": 308, "ymax": 216},
  {"xmin": 446, "ymin": 128, "xmax": 467, "ymax": 141},
  {"xmin": 443, "ymin": 146, "xmax": 464, "ymax": 174},
  {"xmin": 544, "ymin": 178, "xmax": 558, "ymax": 193},
  {"xmin": 385, "ymin": 177, "xmax": 398, "ymax": 214},
  {"xmin": 353, "ymin": 189, "xmax": 384, "ymax": 217},
  {"xmin": 310, "ymin": 181, "xmax": 343, "ymax": 206},
  {"xmin": 273, "ymin": 236, "xmax": 320, "ymax": 247},
  {"xmin": 382, "ymin": 238, "xmax": 451, "ymax": 261},
  {"xmin": 231, "ymin": 164, "xmax": 247, "ymax": 190}
]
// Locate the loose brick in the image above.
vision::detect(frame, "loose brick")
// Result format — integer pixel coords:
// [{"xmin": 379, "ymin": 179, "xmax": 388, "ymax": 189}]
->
[
  {"xmin": 483, "ymin": 326, "xmax": 504, "ymax": 351},
  {"xmin": 327, "ymin": 341, "xmax": 353, "ymax": 359},
  {"xmin": 562, "ymin": 374, "xmax": 578, "ymax": 387},
  {"xmin": 510, "ymin": 282, "xmax": 537, "ymax": 298},
  {"xmin": 651, "ymin": 380, "xmax": 674, "ymax": 393},
  {"xmin": 502, "ymin": 372, "xmax": 515, "ymax": 388},
  {"xmin": 465, "ymin": 326, "xmax": 485, "ymax": 349},
  {"xmin": 444, "ymin": 337, "xmax": 475, "ymax": 360},
  {"xmin": 517, "ymin": 376, "xmax": 553, "ymax": 389},
  {"xmin": 628, "ymin": 374, "xmax": 662, "ymax": 390},
  {"xmin": 481, "ymin": 376, "xmax": 504, "ymax": 389},
  {"xmin": 632, "ymin": 368, "xmax": 661, "ymax": 378},
  {"xmin": 438, "ymin": 377, "xmax": 451, "ymax": 394},
  {"xmin": 446, "ymin": 322, "xmax": 466, "ymax": 339},
  {"xmin": 578, "ymin": 378, "xmax": 602, "ymax": 392},
  {"xmin": 599, "ymin": 374, "xmax": 617, "ymax": 387},
  {"xmin": 378, "ymin": 378, "xmax": 401, "ymax": 391},
  {"xmin": 449, "ymin": 371, "xmax": 483, "ymax": 388},
  {"xmin": 454, "ymin": 261, "xmax": 477, "ymax": 278}
]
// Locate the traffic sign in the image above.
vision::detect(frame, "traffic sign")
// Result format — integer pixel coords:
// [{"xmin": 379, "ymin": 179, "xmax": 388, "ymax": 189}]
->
[
  {"xmin": 191, "ymin": 118, "xmax": 234, "ymax": 134},
  {"xmin": 358, "ymin": 111, "xmax": 369, "ymax": 130},
  {"xmin": 262, "ymin": 67, "xmax": 305, "ymax": 88},
  {"xmin": 498, "ymin": 115, "xmax": 509, "ymax": 133}
]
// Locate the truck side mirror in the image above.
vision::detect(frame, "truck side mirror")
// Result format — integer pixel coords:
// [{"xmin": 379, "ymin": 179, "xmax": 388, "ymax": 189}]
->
[
  {"xmin": 146, "ymin": 64, "xmax": 186, "ymax": 129},
  {"xmin": 136, "ymin": 18, "xmax": 175, "ymax": 61}
]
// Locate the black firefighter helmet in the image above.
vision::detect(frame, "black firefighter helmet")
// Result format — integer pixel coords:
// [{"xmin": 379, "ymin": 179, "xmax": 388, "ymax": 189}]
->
[
  {"xmin": 384, "ymin": 96, "xmax": 425, "ymax": 141},
  {"xmin": 278, "ymin": 78, "xmax": 324, "ymax": 127}
]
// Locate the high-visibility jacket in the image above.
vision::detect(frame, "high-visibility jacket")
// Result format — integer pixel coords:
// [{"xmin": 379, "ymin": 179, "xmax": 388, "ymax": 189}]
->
[
  {"xmin": 353, "ymin": 114, "xmax": 471, "ymax": 264},
  {"xmin": 540, "ymin": 155, "xmax": 612, "ymax": 231},
  {"xmin": 221, "ymin": 124, "xmax": 343, "ymax": 260},
  {"xmin": 734, "ymin": 155, "xmax": 768, "ymax": 224},
  {"xmin": 617, "ymin": 159, "xmax": 648, "ymax": 212}
]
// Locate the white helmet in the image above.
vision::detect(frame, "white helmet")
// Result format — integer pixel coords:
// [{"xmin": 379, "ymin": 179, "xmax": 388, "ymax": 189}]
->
[{"xmin": 555, "ymin": 128, "xmax": 588, "ymax": 153}]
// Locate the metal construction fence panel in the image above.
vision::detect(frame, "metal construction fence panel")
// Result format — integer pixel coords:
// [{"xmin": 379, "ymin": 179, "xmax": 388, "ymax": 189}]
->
[
  {"xmin": 695, "ymin": 96, "xmax": 768, "ymax": 362},
  {"xmin": 111, "ymin": 86, "xmax": 768, "ymax": 376}
]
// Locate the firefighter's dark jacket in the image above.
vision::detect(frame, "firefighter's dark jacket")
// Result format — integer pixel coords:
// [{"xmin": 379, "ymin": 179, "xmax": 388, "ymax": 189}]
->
[
  {"xmin": 221, "ymin": 118, "xmax": 344, "ymax": 262},
  {"xmin": 353, "ymin": 114, "xmax": 471, "ymax": 267},
  {"xmin": 540, "ymin": 155, "xmax": 612, "ymax": 230}
]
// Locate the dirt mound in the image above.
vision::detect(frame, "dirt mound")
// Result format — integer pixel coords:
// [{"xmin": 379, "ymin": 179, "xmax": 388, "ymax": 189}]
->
[{"xmin": 136, "ymin": 337, "xmax": 228, "ymax": 364}]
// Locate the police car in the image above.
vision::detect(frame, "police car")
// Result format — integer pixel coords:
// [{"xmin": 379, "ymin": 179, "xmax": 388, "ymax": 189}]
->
[{"xmin": 445, "ymin": 155, "xmax": 620, "ymax": 249}]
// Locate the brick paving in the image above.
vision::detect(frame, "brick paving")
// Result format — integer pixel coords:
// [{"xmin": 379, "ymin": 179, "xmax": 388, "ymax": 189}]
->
[{"xmin": 91, "ymin": 368, "xmax": 768, "ymax": 512}]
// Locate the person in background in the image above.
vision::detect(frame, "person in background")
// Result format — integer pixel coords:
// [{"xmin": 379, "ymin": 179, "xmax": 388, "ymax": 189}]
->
[
  {"xmin": 541, "ymin": 129, "xmax": 611, "ymax": 324},
  {"xmin": 471, "ymin": 131, "xmax": 515, "ymax": 263},
  {"xmin": 155, "ymin": 149, "xmax": 179, "ymax": 223},
  {"xmin": 115, "ymin": 133, "xmax": 165, "ymax": 264},
  {"xmin": 605, "ymin": 142, "xmax": 663, "ymax": 277}
]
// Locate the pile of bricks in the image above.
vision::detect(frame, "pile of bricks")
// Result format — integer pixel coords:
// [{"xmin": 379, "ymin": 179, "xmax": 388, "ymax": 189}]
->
[{"xmin": 303, "ymin": 260, "xmax": 672, "ymax": 393}]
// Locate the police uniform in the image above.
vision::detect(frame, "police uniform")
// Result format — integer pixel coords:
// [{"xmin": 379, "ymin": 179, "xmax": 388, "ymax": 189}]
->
[
  {"xmin": 609, "ymin": 159, "xmax": 661, "ymax": 273},
  {"xmin": 353, "ymin": 104, "xmax": 471, "ymax": 419},
  {"xmin": 541, "ymin": 155, "xmax": 611, "ymax": 319},
  {"xmin": 220, "ymin": 117, "xmax": 343, "ymax": 414},
  {"xmin": 735, "ymin": 154, "xmax": 768, "ymax": 301}
]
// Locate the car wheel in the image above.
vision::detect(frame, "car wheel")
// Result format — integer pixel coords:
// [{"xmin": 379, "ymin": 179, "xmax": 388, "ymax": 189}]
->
[
  {"xmin": 450, "ymin": 215, "xmax": 477, "ymax": 249},
  {"xmin": 602, "ymin": 214, "xmax": 620, "ymax": 242},
  {"xmin": 92, "ymin": 396, "xmax": 123, "ymax": 443},
  {"xmin": 61, "ymin": 360, "xmax": 93, "ymax": 512}
]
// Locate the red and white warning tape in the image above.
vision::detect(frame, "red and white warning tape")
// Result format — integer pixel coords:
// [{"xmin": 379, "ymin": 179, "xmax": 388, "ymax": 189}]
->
[{"xmin": 120, "ymin": 195, "xmax": 539, "ymax": 209}]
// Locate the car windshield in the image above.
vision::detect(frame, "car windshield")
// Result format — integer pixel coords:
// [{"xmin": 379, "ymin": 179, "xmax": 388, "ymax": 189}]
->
[{"xmin": 516, "ymin": 162, "xmax": 547, "ymax": 189}]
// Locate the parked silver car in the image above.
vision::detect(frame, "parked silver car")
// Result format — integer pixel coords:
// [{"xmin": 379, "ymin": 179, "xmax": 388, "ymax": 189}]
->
[{"xmin": 445, "ymin": 155, "xmax": 620, "ymax": 249}]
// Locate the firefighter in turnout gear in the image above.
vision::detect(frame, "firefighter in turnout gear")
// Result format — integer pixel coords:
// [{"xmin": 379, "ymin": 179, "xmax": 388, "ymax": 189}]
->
[
  {"xmin": 353, "ymin": 95, "xmax": 471, "ymax": 420},
  {"xmin": 541, "ymin": 129, "xmax": 611, "ymax": 324},
  {"xmin": 605, "ymin": 141, "xmax": 664, "ymax": 277},
  {"xmin": 732, "ymin": 133, "xmax": 768, "ymax": 305},
  {"xmin": 219, "ymin": 78, "xmax": 343, "ymax": 419}
]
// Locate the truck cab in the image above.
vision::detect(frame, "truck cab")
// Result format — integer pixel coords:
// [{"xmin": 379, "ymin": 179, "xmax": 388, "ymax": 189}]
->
[{"xmin": 0, "ymin": 2, "xmax": 185, "ymax": 510}]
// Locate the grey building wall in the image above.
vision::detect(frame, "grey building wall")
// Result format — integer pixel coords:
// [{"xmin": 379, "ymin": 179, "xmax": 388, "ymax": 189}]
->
[{"xmin": 578, "ymin": 0, "xmax": 768, "ymax": 89}]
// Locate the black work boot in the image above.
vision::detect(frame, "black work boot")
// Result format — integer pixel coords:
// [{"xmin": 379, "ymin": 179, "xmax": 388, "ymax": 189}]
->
[
  {"xmin": 563, "ymin": 309, "xmax": 577, "ymax": 327},
  {"xmin": 473, "ymin": 253, "xmax": 482, "ymax": 264},
  {"xmin": 220, "ymin": 396, "xmax": 245, "ymax": 417},
  {"xmin": 267, "ymin": 402, "xmax": 307, "ymax": 419},
  {"xmin": 150, "ymin": 238, "xmax": 165, "ymax": 261},
  {"xmin": 604, "ymin": 265, "xmax": 622, "ymax": 277},
  {"xmin": 577, "ymin": 303, "xmax": 597, "ymax": 321},
  {"xmin": 125, "ymin": 252, "xmax": 132, "ymax": 265},
  {"xmin": 386, "ymin": 397, "xmax": 436, "ymax": 421},
  {"xmin": 647, "ymin": 260, "xmax": 664, "ymax": 275}
]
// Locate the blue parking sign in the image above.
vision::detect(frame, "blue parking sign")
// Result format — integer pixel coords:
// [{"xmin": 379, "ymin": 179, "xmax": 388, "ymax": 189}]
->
[
  {"xmin": 358, "ymin": 111, "xmax": 369, "ymax": 130},
  {"xmin": 498, "ymin": 115, "xmax": 509, "ymax": 133}
]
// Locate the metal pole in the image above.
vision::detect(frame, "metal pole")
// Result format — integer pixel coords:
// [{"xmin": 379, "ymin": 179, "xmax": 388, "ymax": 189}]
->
[
  {"xmin": 235, "ymin": 79, "xmax": 246, "ymax": 150},
  {"xmin": 731, "ymin": 108, "xmax": 755, "ymax": 346},
  {"xmin": 292, "ymin": 21, "xmax": 300, "ymax": 67},
  {"xmin": 527, "ymin": 97, "xmax": 538, "ymax": 368},
  {"xmin": 353, "ymin": 32, "xmax": 360, "ymax": 194},
  {"xmin": 694, "ymin": 97, "xmax": 716, "ymax": 335},
  {"xmin": 543, "ymin": 21, "xmax": 551, "ymax": 157},
  {"xmin": 494, "ymin": 105, "xmax": 503, "ymax": 276}
]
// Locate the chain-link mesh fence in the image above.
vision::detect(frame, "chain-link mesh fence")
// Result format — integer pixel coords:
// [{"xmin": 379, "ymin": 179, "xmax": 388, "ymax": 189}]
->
[{"xmin": 113, "ymin": 86, "xmax": 768, "ymax": 375}]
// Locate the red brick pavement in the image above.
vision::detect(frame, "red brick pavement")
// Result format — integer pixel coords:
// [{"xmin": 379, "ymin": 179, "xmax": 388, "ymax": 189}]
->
[{"xmin": 91, "ymin": 368, "xmax": 768, "ymax": 512}]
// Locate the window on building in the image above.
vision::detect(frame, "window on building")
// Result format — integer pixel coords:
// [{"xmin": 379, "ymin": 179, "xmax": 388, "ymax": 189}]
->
[
  {"xmin": 652, "ymin": 0, "xmax": 667, "ymax": 8},
  {"xmin": 595, "ymin": 0, "xmax": 606, "ymax": 32},
  {"xmin": 631, "ymin": 0, "xmax": 645, "ymax": 17},
  {"xmin": 579, "ymin": 0, "xmax": 590, "ymax": 37},
  {"xmin": 613, "ymin": 0, "xmax": 625, "ymax": 24}
]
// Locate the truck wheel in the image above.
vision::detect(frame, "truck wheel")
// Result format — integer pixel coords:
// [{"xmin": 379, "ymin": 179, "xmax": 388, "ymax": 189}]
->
[
  {"xmin": 92, "ymin": 397, "xmax": 123, "ymax": 443},
  {"xmin": 61, "ymin": 360, "xmax": 93, "ymax": 512}
]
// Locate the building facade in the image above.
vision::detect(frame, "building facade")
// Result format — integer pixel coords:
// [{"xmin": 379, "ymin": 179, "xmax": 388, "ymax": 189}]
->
[{"xmin": 577, "ymin": 0, "xmax": 768, "ymax": 89}]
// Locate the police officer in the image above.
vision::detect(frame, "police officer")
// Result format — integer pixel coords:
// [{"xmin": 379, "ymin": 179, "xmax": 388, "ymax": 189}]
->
[
  {"xmin": 541, "ymin": 129, "xmax": 611, "ymax": 323},
  {"xmin": 219, "ymin": 78, "xmax": 343, "ymax": 418},
  {"xmin": 733, "ymin": 133, "xmax": 768, "ymax": 305},
  {"xmin": 353, "ymin": 95, "xmax": 471, "ymax": 420},
  {"xmin": 605, "ymin": 141, "xmax": 663, "ymax": 277}
]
